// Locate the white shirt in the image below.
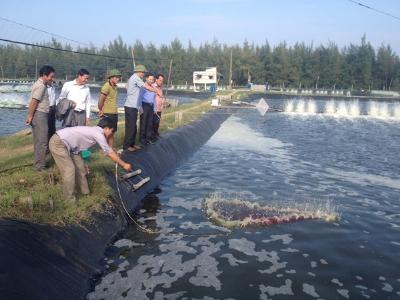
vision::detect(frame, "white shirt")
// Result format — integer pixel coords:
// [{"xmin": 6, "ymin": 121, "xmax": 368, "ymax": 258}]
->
[
  {"xmin": 58, "ymin": 79, "xmax": 91, "ymax": 118},
  {"xmin": 47, "ymin": 85, "xmax": 57, "ymax": 106}
]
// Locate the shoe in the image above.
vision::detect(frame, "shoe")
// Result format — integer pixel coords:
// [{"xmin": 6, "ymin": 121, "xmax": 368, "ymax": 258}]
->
[
  {"xmin": 133, "ymin": 145, "xmax": 142, "ymax": 150},
  {"xmin": 126, "ymin": 146, "xmax": 138, "ymax": 152},
  {"xmin": 146, "ymin": 139, "xmax": 154, "ymax": 145}
]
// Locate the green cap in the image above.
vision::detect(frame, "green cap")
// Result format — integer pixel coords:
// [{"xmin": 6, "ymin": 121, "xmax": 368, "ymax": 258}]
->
[
  {"xmin": 134, "ymin": 64, "xmax": 147, "ymax": 73},
  {"xmin": 107, "ymin": 69, "xmax": 122, "ymax": 78}
]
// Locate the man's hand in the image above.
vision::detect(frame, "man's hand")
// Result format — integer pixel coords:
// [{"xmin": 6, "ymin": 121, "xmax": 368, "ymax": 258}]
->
[
  {"xmin": 71, "ymin": 101, "xmax": 77, "ymax": 108},
  {"xmin": 25, "ymin": 115, "xmax": 33, "ymax": 126},
  {"xmin": 139, "ymin": 107, "xmax": 143, "ymax": 114},
  {"xmin": 98, "ymin": 110, "xmax": 104, "ymax": 117},
  {"xmin": 123, "ymin": 163, "xmax": 132, "ymax": 171}
]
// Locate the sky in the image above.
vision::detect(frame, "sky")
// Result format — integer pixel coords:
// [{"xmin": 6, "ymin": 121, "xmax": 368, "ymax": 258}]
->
[{"xmin": 1, "ymin": 0, "xmax": 400, "ymax": 52}]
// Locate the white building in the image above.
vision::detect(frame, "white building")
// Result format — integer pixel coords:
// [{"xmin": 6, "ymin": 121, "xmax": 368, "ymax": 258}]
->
[{"xmin": 193, "ymin": 67, "xmax": 223, "ymax": 91}]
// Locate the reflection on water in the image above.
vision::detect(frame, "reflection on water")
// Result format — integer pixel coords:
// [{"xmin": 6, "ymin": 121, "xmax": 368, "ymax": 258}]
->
[{"xmin": 87, "ymin": 108, "xmax": 400, "ymax": 299}]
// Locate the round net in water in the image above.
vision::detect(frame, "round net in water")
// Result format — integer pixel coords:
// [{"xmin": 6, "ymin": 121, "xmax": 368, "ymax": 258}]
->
[{"xmin": 204, "ymin": 193, "xmax": 339, "ymax": 228}]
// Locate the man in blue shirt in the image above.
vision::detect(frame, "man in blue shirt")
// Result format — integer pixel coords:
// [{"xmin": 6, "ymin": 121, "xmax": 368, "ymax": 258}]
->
[
  {"xmin": 123, "ymin": 65, "xmax": 160, "ymax": 152},
  {"xmin": 139, "ymin": 73, "xmax": 157, "ymax": 145}
]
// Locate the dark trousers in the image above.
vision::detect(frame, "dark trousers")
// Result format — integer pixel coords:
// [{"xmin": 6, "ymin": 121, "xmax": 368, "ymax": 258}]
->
[
  {"xmin": 152, "ymin": 112, "xmax": 161, "ymax": 137},
  {"xmin": 32, "ymin": 111, "xmax": 49, "ymax": 170},
  {"xmin": 123, "ymin": 107, "xmax": 138, "ymax": 149},
  {"xmin": 48, "ymin": 105, "xmax": 56, "ymax": 141},
  {"xmin": 73, "ymin": 111, "xmax": 86, "ymax": 126},
  {"xmin": 140, "ymin": 102, "xmax": 154, "ymax": 142}
]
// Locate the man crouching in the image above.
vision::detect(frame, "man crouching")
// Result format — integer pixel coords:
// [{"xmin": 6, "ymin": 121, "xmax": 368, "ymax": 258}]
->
[{"xmin": 49, "ymin": 118, "xmax": 132, "ymax": 202}]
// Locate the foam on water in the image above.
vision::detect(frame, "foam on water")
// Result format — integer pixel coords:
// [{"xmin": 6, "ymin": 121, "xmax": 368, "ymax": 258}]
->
[
  {"xmin": 204, "ymin": 193, "xmax": 338, "ymax": 228},
  {"xmin": 325, "ymin": 168, "xmax": 400, "ymax": 191},
  {"xmin": 206, "ymin": 116, "xmax": 292, "ymax": 162}
]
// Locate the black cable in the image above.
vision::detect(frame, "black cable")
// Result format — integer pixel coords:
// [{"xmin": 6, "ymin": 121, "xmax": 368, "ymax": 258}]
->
[
  {"xmin": 0, "ymin": 38, "xmax": 133, "ymax": 60},
  {"xmin": 347, "ymin": 0, "xmax": 400, "ymax": 21},
  {"xmin": 0, "ymin": 16, "xmax": 91, "ymax": 47}
]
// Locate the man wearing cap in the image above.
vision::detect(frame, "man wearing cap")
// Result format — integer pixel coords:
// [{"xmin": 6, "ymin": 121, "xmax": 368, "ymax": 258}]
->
[
  {"xmin": 98, "ymin": 69, "xmax": 121, "ymax": 147},
  {"xmin": 123, "ymin": 65, "xmax": 161, "ymax": 152},
  {"xmin": 58, "ymin": 68, "xmax": 91, "ymax": 126}
]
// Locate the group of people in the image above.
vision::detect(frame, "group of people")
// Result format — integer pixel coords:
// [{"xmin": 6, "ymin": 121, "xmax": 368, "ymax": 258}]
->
[{"xmin": 25, "ymin": 64, "xmax": 166, "ymax": 202}]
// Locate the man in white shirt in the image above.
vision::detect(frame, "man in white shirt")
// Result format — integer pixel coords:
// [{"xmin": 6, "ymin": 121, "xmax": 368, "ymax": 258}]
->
[{"xmin": 58, "ymin": 68, "xmax": 91, "ymax": 126}]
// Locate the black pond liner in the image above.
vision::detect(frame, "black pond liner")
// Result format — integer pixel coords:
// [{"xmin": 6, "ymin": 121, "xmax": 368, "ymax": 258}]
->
[{"xmin": 0, "ymin": 109, "xmax": 230, "ymax": 300}]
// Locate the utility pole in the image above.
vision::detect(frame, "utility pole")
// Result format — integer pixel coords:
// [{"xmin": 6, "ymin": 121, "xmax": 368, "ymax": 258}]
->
[
  {"xmin": 165, "ymin": 59, "xmax": 173, "ymax": 100},
  {"xmin": 228, "ymin": 50, "xmax": 232, "ymax": 90},
  {"xmin": 131, "ymin": 48, "xmax": 136, "ymax": 69}
]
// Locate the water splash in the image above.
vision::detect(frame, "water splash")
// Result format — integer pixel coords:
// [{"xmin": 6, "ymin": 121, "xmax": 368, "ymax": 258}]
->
[
  {"xmin": 285, "ymin": 99, "xmax": 400, "ymax": 120},
  {"xmin": 204, "ymin": 193, "xmax": 339, "ymax": 228},
  {"xmin": 284, "ymin": 99, "xmax": 318, "ymax": 114},
  {"xmin": 295, "ymin": 100, "xmax": 305, "ymax": 113},
  {"xmin": 0, "ymin": 84, "xmax": 32, "ymax": 93},
  {"xmin": 336, "ymin": 101, "xmax": 348, "ymax": 116},
  {"xmin": 307, "ymin": 100, "xmax": 317, "ymax": 114},
  {"xmin": 285, "ymin": 101, "xmax": 294, "ymax": 113},
  {"xmin": 0, "ymin": 93, "xmax": 28, "ymax": 108},
  {"xmin": 394, "ymin": 103, "xmax": 400, "ymax": 119},
  {"xmin": 348, "ymin": 101, "xmax": 360, "ymax": 116},
  {"xmin": 325, "ymin": 100, "xmax": 336, "ymax": 115}
]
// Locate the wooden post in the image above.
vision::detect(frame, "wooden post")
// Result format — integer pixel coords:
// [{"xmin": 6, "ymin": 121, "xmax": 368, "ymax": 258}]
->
[
  {"xmin": 131, "ymin": 48, "xmax": 136, "ymax": 68},
  {"xmin": 174, "ymin": 111, "xmax": 183, "ymax": 124},
  {"xmin": 165, "ymin": 59, "xmax": 173, "ymax": 100},
  {"xmin": 35, "ymin": 58, "xmax": 38, "ymax": 78},
  {"xmin": 0, "ymin": 65, "xmax": 4, "ymax": 80},
  {"xmin": 229, "ymin": 50, "xmax": 232, "ymax": 90}
]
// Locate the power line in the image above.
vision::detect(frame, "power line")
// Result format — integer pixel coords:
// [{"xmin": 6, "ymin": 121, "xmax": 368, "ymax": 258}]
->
[
  {"xmin": 0, "ymin": 16, "xmax": 91, "ymax": 47},
  {"xmin": 347, "ymin": 0, "xmax": 400, "ymax": 22},
  {"xmin": 0, "ymin": 38, "xmax": 132, "ymax": 60}
]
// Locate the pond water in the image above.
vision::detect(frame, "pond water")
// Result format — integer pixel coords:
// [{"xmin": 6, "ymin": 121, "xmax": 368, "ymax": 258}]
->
[{"xmin": 87, "ymin": 99, "xmax": 400, "ymax": 299}]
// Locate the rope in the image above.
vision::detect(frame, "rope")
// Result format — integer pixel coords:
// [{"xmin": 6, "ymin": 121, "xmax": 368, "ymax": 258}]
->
[
  {"xmin": 114, "ymin": 154, "xmax": 233, "ymax": 237},
  {"xmin": 0, "ymin": 163, "xmax": 32, "ymax": 174},
  {"xmin": 0, "ymin": 16, "xmax": 91, "ymax": 47}
]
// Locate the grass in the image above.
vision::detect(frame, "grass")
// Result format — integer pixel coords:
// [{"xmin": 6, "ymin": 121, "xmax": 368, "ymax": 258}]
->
[{"xmin": 0, "ymin": 99, "xmax": 217, "ymax": 225}]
